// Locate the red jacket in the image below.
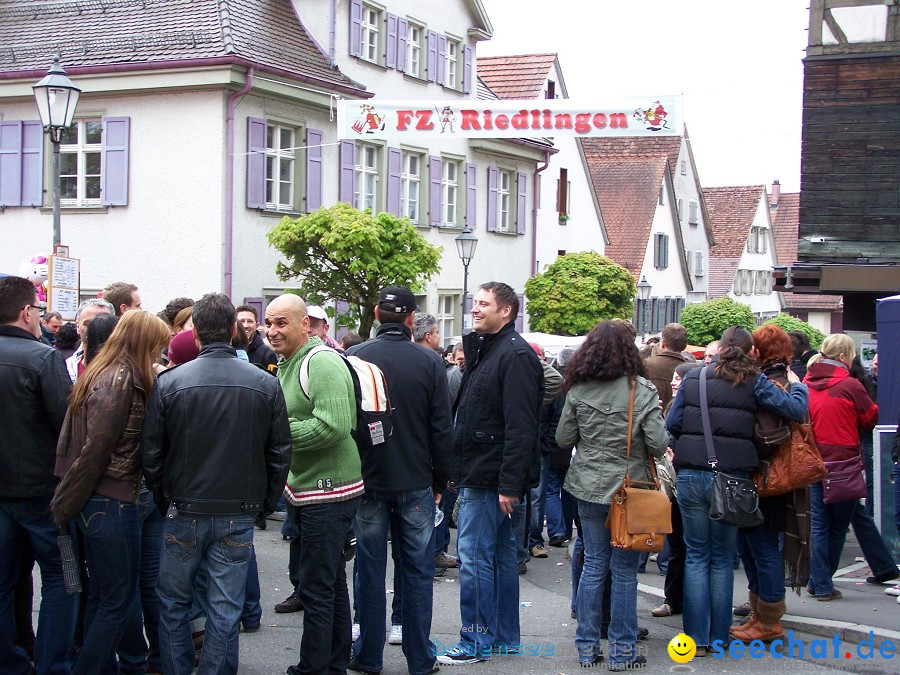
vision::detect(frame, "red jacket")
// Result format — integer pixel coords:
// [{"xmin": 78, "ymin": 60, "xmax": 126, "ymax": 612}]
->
[{"xmin": 804, "ymin": 359, "xmax": 878, "ymax": 462}]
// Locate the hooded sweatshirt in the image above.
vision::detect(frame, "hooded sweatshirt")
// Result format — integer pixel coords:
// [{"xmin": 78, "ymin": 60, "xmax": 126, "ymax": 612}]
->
[{"xmin": 804, "ymin": 358, "xmax": 878, "ymax": 463}]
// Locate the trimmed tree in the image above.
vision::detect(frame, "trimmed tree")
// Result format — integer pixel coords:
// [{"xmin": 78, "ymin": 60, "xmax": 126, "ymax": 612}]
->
[
  {"xmin": 268, "ymin": 204, "xmax": 443, "ymax": 338},
  {"xmin": 680, "ymin": 297, "xmax": 755, "ymax": 346},
  {"xmin": 524, "ymin": 252, "xmax": 635, "ymax": 335},
  {"xmin": 764, "ymin": 314, "xmax": 826, "ymax": 350}
]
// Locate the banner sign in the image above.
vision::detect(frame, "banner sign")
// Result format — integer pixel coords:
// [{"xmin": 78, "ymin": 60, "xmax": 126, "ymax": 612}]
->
[{"xmin": 337, "ymin": 96, "xmax": 682, "ymax": 141}]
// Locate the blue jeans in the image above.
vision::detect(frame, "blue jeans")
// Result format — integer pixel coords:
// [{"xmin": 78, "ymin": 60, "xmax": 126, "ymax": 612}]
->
[
  {"xmin": 0, "ymin": 496, "xmax": 78, "ymax": 675},
  {"xmin": 510, "ymin": 498, "xmax": 528, "ymax": 564},
  {"xmin": 527, "ymin": 456, "xmax": 549, "ymax": 548},
  {"xmin": 571, "ymin": 533, "xmax": 583, "ymax": 613},
  {"xmin": 809, "ymin": 481, "xmax": 856, "ymax": 596},
  {"xmin": 434, "ymin": 490, "xmax": 456, "ymax": 556},
  {"xmin": 454, "ymin": 488, "xmax": 519, "ymax": 656},
  {"xmin": 117, "ymin": 490, "xmax": 164, "ymax": 673},
  {"xmin": 677, "ymin": 469, "xmax": 739, "ymax": 648},
  {"xmin": 575, "ymin": 500, "xmax": 640, "ymax": 666},
  {"xmin": 157, "ymin": 510, "xmax": 254, "ymax": 675},
  {"xmin": 353, "ymin": 487, "xmax": 435, "ymax": 675},
  {"xmin": 76, "ymin": 495, "xmax": 141, "ymax": 675},
  {"xmin": 738, "ymin": 524, "xmax": 784, "ymax": 602},
  {"xmin": 850, "ymin": 498, "xmax": 898, "ymax": 579},
  {"xmin": 545, "ymin": 466, "xmax": 574, "ymax": 540},
  {"xmin": 895, "ymin": 462, "xmax": 900, "ymax": 539},
  {"xmin": 242, "ymin": 550, "xmax": 261, "ymax": 628}
]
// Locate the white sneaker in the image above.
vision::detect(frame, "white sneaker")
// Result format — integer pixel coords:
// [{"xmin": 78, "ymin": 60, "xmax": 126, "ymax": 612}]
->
[
  {"xmin": 388, "ymin": 624, "xmax": 403, "ymax": 645},
  {"xmin": 352, "ymin": 623, "xmax": 360, "ymax": 641},
  {"xmin": 885, "ymin": 584, "xmax": 900, "ymax": 596}
]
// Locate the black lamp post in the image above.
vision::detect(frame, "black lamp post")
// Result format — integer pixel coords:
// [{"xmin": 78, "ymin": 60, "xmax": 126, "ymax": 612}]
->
[
  {"xmin": 454, "ymin": 227, "xmax": 478, "ymax": 334},
  {"xmin": 636, "ymin": 275, "xmax": 652, "ymax": 336},
  {"xmin": 33, "ymin": 55, "xmax": 81, "ymax": 248}
]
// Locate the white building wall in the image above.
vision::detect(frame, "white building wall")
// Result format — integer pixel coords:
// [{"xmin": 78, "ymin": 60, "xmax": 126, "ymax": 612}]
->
[
  {"xmin": 672, "ymin": 141, "xmax": 711, "ymax": 303},
  {"xmin": 638, "ymin": 178, "xmax": 689, "ymax": 300},
  {"xmin": 0, "ymin": 90, "xmax": 225, "ymax": 313},
  {"xmin": 727, "ymin": 191, "xmax": 782, "ymax": 317}
]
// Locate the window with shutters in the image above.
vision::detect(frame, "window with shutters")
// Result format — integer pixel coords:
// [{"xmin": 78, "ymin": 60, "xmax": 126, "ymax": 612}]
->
[
  {"xmin": 401, "ymin": 150, "xmax": 422, "ymax": 224},
  {"xmin": 442, "ymin": 159, "xmax": 459, "ymax": 226},
  {"xmin": 355, "ymin": 143, "xmax": 379, "ymax": 212},
  {"xmin": 680, "ymin": 160, "xmax": 686, "ymax": 175},
  {"xmin": 360, "ymin": 5, "xmax": 381, "ymax": 63},
  {"xmin": 556, "ymin": 168, "xmax": 570, "ymax": 216},
  {"xmin": 437, "ymin": 293, "xmax": 457, "ymax": 345},
  {"xmin": 653, "ymin": 232, "xmax": 669, "ymax": 269},
  {"xmin": 445, "ymin": 38, "xmax": 460, "ymax": 89},
  {"xmin": 497, "ymin": 170, "xmax": 512, "ymax": 232},
  {"xmin": 693, "ymin": 250, "xmax": 705, "ymax": 277},
  {"xmin": 407, "ymin": 23, "xmax": 422, "ymax": 77},
  {"xmin": 658, "ymin": 186, "xmax": 665, "ymax": 206},
  {"xmin": 688, "ymin": 199, "xmax": 699, "ymax": 225},
  {"xmin": 59, "ymin": 119, "xmax": 102, "ymax": 206},
  {"xmin": 264, "ymin": 124, "xmax": 295, "ymax": 212}
]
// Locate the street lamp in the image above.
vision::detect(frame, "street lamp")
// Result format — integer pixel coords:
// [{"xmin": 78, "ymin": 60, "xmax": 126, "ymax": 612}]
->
[
  {"xmin": 33, "ymin": 55, "xmax": 81, "ymax": 248},
  {"xmin": 454, "ymin": 226, "xmax": 478, "ymax": 334},
  {"xmin": 635, "ymin": 275, "xmax": 652, "ymax": 337}
]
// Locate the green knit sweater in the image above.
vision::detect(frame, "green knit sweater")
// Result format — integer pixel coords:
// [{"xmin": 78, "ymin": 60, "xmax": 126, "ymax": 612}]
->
[{"xmin": 277, "ymin": 337, "xmax": 363, "ymax": 505}]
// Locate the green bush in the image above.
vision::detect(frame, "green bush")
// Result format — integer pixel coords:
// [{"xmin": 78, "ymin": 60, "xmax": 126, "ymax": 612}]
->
[
  {"xmin": 764, "ymin": 314, "xmax": 825, "ymax": 350},
  {"xmin": 680, "ymin": 297, "xmax": 755, "ymax": 346}
]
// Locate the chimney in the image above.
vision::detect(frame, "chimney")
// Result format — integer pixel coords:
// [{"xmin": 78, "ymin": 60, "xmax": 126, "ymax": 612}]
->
[{"xmin": 770, "ymin": 179, "xmax": 781, "ymax": 208}]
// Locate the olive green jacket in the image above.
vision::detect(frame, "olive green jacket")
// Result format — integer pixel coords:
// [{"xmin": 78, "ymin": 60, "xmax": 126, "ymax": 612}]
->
[{"xmin": 557, "ymin": 375, "xmax": 668, "ymax": 504}]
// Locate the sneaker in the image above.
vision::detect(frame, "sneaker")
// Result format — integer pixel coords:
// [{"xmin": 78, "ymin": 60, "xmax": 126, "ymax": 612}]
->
[
  {"xmin": 609, "ymin": 654, "xmax": 646, "ymax": 671},
  {"xmin": 347, "ymin": 658, "xmax": 380, "ymax": 675},
  {"xmin": 352, "ymin": 623, "xmax": 361, "ymax": 641},
  {"xmin": 649, "ymin": 554, "xmax": 658, "ymax": 562},
  {"xmin": 518, "ymin": 561, "xmax": 527, "ymax": 575},
  {"xmin": 435, "ymin": 553, "xmax": 459, "ymax": 568},
  {"xmin": 267, "ymin": 510, "xmax": 286, "ymax": 521},
  {"xmin": 651, "ymin": 602, "xmax": 678, "ymax": 617},
  {"xmin": 694, "ymin": 647, "xmax": 708, "ymax": 658},
  {"xmin": 548, "ymin": 535, "xmax": 567, "ymax": 547},
  {"xmin": 884, "ymin": 584, "xmax": 900, "ymax": 596},
  {"xmin": 816, "ymin": 589, "xmax": 842, "ymax": 602},
  {"xmin": 241, "ymin": 623, "xmax": 260, "ymax": 633},
  {"xmin": 530, "ymin": 545, "xmax": 549, "ymax": 559},
  {"xmin": 732, "ymin": 601, "xmax": 751, "ymax": 617},
  {"xmin": 343, "ymin": 535, "xmax": 357, "ymax": 561},
  {"xmin": 637, "ymin": 626, "xmax": 649, "ymax": 640},
  {"xmin": 867, "ymin": 568, "xmax": 900, "ymax": 584},
  {"xmin": 434, "ymin": 565, "xmax": 446, "ymax": 578},
  {"xmin": 274, "ymin": 593, "xmax": 303, "ymax": 613},
  {"xmin": 388, "ymin": 624, "xmax": 402, "ymax": 645},
  {"xmin": 436, "ymin": 644, "xmax": 486, "ymax": 665}
]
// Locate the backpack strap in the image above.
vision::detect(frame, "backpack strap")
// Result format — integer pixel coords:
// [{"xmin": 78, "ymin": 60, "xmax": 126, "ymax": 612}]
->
[
  {"xmin": 698, "ymin": 366, "xmax": 718, "ymax": 470},
  {"xmin": 298, "ymin": 345, "xmax": 339, "ymax": 398}
]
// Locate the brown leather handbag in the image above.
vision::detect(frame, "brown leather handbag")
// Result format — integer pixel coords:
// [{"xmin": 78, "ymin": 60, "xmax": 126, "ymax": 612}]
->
[
  {"xmin": 753, "ymin": 419, "xmax": 827, "ymax": 497},
  {"xmin": 607, "ymin": 380, "xmax": 673, "ymax": 553}
]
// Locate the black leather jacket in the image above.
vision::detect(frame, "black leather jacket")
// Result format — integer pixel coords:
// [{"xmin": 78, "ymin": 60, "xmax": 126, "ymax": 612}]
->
[
  {"xmin": 141, "ymin": 343, "xmax": 291, "ymax": 515},
  {"xmin": 450, "ymin": 322, "xmax": 544, "ymax": 496},
  {"xmin": 0, "ymin": 325, "xmax": 72, "ymax": 499}
]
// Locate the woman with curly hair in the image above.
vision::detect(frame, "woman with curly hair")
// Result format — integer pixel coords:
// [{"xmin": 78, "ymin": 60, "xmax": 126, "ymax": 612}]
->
[
  {"xmin": 666, "ymin": 325, "xmax": 808, "ymax": 656},
  {"xmin": 556, "ymin": 320, "xmax": 668, "ymax": 669}
]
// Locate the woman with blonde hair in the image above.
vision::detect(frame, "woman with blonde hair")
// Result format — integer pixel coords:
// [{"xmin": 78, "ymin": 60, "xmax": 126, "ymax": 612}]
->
[
  {"xmin": 805, "ymin": 334, "xmax": 879, "ymax": 601},
  {"xmin": 51, "ymin": 310, "xmax": 170, "ymax": 674}
]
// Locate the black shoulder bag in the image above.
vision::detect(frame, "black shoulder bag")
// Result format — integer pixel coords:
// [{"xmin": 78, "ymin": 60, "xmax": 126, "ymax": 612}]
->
[{"xmin": 699, "ymin": 367, "xmax": 764, "ymax": 528}]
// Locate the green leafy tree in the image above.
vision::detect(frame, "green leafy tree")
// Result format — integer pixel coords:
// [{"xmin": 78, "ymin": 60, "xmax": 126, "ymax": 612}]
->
[
  {"xmin": 268, "ymin": 204, "xmax": 443, "ymax": 338},
  {"xmin": 680, "ymin": 297, "xmax": 755, "ymax": 346},
  {"xmin": 764, "ymin": 314, "xmax": 825, "ymax": 350},
  {"xmin": 524, "ymin": 252, "xmax": 635, "ymax": 335}
]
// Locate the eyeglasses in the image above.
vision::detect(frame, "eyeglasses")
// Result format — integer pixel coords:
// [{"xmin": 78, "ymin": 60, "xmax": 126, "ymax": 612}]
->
[{"xmin": 25, "ymin": 304, "xmax": 42, "ymax": 313}]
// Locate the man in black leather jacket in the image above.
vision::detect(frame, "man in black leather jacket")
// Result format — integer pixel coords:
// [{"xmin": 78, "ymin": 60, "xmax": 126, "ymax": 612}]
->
[
  {"xmin": 142, "ymin": 293, "xmax": 290, "ymax": 674},
  {"xmin": 437, "ymin": 281, "xmax": 543, "ymax": 666},
  {"xmin": 0, "ymin": 276, "xmax": 76, "ymax": 674}
]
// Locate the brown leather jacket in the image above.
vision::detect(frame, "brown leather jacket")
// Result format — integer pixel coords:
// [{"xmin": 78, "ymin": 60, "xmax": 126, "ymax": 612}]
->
[{"xmin": 51, "ymin": 363, "xmax": 147, "ymax": 526}]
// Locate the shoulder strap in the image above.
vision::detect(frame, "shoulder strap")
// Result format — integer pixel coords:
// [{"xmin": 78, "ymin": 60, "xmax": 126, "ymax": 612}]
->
[
  {"xmin": 298, "ymin": 345, "xmax": 339, "ymax": 398},
  {"xmin": 623, "ymin": 379, "xmax": 635, "ymax": 486},
  {"xmin": 698, "ymin": 366, "xmax": 717, "ymax": 469}
]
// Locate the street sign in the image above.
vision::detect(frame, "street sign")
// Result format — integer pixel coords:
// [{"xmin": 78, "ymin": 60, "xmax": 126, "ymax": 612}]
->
[{"xmin": 47, "ymin": 255, "xmax": 80, "ymax": 320}]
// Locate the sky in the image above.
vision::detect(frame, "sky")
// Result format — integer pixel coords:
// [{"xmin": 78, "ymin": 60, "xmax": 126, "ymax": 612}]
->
[{"xmin": 478, "ymin": 0, "xmax": 810, "ymax": 193}]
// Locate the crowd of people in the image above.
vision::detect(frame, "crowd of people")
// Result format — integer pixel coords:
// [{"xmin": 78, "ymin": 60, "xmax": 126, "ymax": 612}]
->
[{"xmin": 1, "ymin": 272, "xmax": 898, "ymax": 674}]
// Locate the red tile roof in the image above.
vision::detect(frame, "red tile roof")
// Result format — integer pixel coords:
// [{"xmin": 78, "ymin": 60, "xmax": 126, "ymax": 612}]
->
[
  {"xmin": 708, "ymin": 258, "xmax": 739, "ymax": 299},
  {"xmin": 476, "ymin": 53, "xmax": 557, "ymax": 99},
  {"xmin": 702, "ymin": 186, "xmax": 765, "ymax": 258},
  {"xmin": 584, "ymin": 154, "xmax": 667, "ymax": 278},
  {"xmin": 581, "ymin": 137, "xmax": 682, "ymax": 187},
  {"xmin": 0, "ymin": 0, "xmax": 364, "ymax": 93}
]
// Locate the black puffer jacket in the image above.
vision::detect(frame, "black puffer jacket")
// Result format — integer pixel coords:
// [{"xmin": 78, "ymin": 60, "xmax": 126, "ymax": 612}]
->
[
  {"xmin": 142, "ymin": 343, "xmax": 291, "ymax": 515},
  {"xmin": 450, "ymin": 321, "xmax": 544, "ymax": 496},
  {"xmin": 0, "ymin": 325, "xmax": 72, "ymax": 499}
]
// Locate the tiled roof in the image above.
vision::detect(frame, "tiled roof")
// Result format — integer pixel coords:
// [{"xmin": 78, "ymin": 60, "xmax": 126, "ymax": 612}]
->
[
  {"xmin": 702, "ymin": 186, "xmax": 765, "ymax": 258},
  {"xmin": 770, "ymin": 192, "xmax": 800, "ymax": 266},
  {"xmin": 476, "ymin": 53, "xmax": 557, "ymax": 99},
  {"xmin": 0, "ymin": 0, "xmax": 363, "ymax": 93},
  {"xmin": 477, "ymin": 76, "xmax": 500, "ymax": 101},
  {"xmin": 708, "ymin": 258, "xmax": 739, "ymax": 299},
  {"xmin": 581, "ymin": 137, "xmax": 683, "ymax": 186},
  {"xmin": 584, "ymin": 154, "xmax": 667, "ymax": 278}
]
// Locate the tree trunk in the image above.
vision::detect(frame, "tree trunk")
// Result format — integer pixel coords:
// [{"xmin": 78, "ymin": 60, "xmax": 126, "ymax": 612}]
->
[{"xmin": 358, "ymin": 307, "xmax": 376, "ymax": 339}]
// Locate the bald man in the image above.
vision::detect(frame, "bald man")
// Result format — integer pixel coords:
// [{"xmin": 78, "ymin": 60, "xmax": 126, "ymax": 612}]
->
[{"xmin": 265, "ymin": 295, "xmax": 363, "ymax": 675}]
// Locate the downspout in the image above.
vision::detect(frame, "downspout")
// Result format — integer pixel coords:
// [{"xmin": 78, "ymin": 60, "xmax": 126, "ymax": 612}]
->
[
  {"xmin": 532, "ymin": 150, "xmax": 551, "ymax": 276},
  {"xmin": 224, "ymin": 67, "xmax": 254, "ymax": 298},
  {"xmin": 329, "ymin": 0, "xmax": 337, "ymax": 63}
]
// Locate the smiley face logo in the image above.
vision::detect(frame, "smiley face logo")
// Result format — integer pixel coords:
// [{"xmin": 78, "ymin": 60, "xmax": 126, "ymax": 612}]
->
[{"xmin": 667, "ymin": 633, "xmax": 697, "ymax": 663}]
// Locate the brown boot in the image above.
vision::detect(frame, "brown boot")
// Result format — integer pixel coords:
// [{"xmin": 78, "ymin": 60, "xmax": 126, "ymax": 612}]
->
[
  {"xmin": 731, "ymin": 597, "xmax": 785, "ymax": 642},
  {"xmin": 730, "ymin": 592, "xmax": 758, "ymax": 637}
]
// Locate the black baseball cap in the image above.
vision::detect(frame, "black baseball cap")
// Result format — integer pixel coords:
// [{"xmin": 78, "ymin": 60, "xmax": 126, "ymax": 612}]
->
[{"xmin": 377, "ymin": 286, "xmax": 417, "ymax": 314}]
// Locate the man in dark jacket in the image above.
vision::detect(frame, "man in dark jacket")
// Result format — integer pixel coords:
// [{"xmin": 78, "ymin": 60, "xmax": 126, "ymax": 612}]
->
[
  {"xmin": 142, "ymin": 293, "xmax": 291, "ymax": 674},
  {"xmin": 0, "ymin": 276, "xmax": 76, "ymax": 674},
  {"xmin": 643, "ymin": 322, "xmax": 689, "ymax": 410},
  {"xmin": 437, "ymin": 281, "xmax": 543, "ymax": 665},
  {"xmin": 237, "ymin": 304, "xmax": 278, "ymax": 373},
  {"xmin": 346, "ymin": 286, "xmax": 451, "ymax": 675}
]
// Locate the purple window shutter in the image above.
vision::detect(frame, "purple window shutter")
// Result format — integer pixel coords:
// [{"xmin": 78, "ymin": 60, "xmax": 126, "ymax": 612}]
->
[
  {"xmin": 339, "ymin": 140, "xmax": 356, "ymax": 204},
  {"xmin": 465, "ymin": 163, "xmax": 476, "ymax": 229},
  {"xmin": 246, "ymin": 117, "xmax": 266, "ymax": 209},
  {"xmin": 463, "ymin": 45, "xmax": 473, "ymax": 94},
  {"xmin": 397, "ymin": 18, "xmax": 408, "ymax": 72},
  {"xmin": 385, "ymin": 14, "xmax": 398, "ymax": 69},
  {"xmin": 429, "ymin": 155, "xmax": 442, "ymax": 227},
  {"xmin": 515, "ymin": 172, "xmax": 527, "ymax": 235},
  {"xmin": 515, "ymin": 294, "xmax": 525, "ymax": 332},
  {"xmin": 21, "ymin": 121, "xmax": 43, "ymax": 207},
  {"xmin": 486, "ymin": 166, "xmax": 498, "ymax": 232},
  {"xmin": 101, "ymin": 117, "xmax": 130, "ymax": 206},
  {"xmin": 386, "ymin": 148, "xmax": 401, "ymax": 216},
  {"xmin": 436, "ymin": 35, "xmax": 447, "ymax": 86},
  {"xmin": 243, "ymin": 297, "xmax": 264, "ymax": 321},
  {"xmin": 0, "ymin": 120, "xmax": 24, "ymax": 207},
  {"xmin": 426, "ymin": 30, "xmax": 437, "ymax": 82},
  {"xmin": 349, "ymin": 0, "xmax": 362, "ymax": 57},
  {"xmin": 305, "ymin": 128, "xmax": 323, "ymax": 212}
]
